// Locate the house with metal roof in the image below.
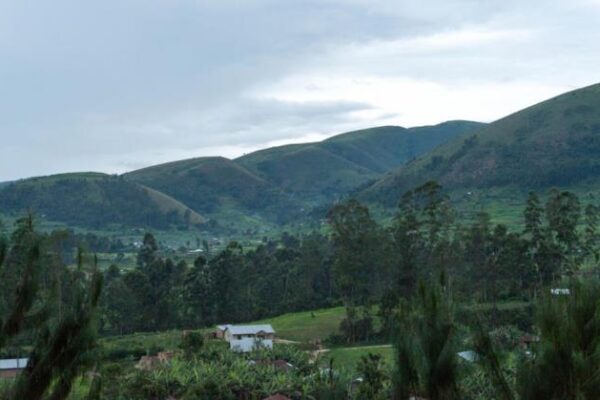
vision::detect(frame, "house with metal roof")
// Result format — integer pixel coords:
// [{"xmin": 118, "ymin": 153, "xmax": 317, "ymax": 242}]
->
[
  {"xmin": 223, "ymin": 324, "xmax": 276, "ymax": 352},
  {"xmin": 0, "ymin": 358, "xmax": 28, "ymax": 379}
]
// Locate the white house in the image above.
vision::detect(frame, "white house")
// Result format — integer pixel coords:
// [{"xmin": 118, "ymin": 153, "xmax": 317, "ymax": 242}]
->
[
  {"xmin": 0, "ymin": 358, "xmax": 28, "ymax": 379},
  {"xmin": 223, "ymin": 324, "xmax": 275, "ymax": 352}
]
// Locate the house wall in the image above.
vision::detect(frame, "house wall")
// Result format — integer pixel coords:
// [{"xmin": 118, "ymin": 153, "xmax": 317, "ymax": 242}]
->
[
  {"xmin": 0, "ymin": 369, "xmax": 21, "ymax": 379},
  {"xmin": 229, "ymin": 337, "xmax": 273, "ymax": 352}
]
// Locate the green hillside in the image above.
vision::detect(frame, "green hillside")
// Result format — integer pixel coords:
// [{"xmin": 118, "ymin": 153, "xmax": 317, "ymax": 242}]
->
[
  {"xmin": 125, "ymin": 156, "xmax": 297, "ymax": 222},
  {"xmin": 362, "ymin": 83, "xmax": 600, "ymax": 205},
  {"xmin": 0, "ymin": 173, "xmax": 203, "ymax": 229},
  {"xmin": 0, "ymin": 121, "xmax": 482, "ymax": 230},
  {"xmin": 237, "ymin": 121, "xmax": 484, "ymax": 203}
]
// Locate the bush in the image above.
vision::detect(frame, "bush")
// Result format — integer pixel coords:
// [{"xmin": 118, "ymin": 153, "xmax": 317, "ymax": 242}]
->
[{"xmin": 179, "ymin": 331, "xmax": 204, "ymax": 356}]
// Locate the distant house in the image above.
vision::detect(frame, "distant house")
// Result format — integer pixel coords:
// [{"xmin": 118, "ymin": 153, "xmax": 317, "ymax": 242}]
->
[
  {"xmin": 223, "ymin": 324, "xmax": 275, "ymax": 352},
  {"xmin": 0, "ymin": 358, "xmax": 28, "ymax": 379},
  {"xmin": 457, "ymin": 350, "xmax": 478, "ymax": 362},
  {"xmin": 215, "ymin": 324, "xmax": 232, "ymax": 339},
  {"xmin": 519, "ymin": 334, "xmax": 540, "ymax": 350},
  {"xmin": 551, "ymin": 288, "xmax": 571, "ymax": 296}
]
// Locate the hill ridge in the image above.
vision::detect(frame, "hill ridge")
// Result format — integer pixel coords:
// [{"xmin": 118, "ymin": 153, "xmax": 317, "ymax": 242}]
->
[{"xmin": 360, "ymin": 83, "xmax": 600, "ymax": 205}]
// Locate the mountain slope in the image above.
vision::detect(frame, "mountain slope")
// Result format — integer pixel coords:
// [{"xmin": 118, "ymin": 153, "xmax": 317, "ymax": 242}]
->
[
  {"xmin": 125, "ymin": 157, "xmax": 295, "ymax": 221},
  {"xmin": 237, "ymin": 121, "xmax": 484, "ymax": 202},
  {"xmin": 361, "ymin": 83, "xmax": 600, "ymax": 205},
  {"xmin": 0, "ymin": 173, "xmax": 203, "ymax": 228}
]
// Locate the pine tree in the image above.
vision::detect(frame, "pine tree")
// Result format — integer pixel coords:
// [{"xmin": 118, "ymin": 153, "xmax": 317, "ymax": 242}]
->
[
  {"xmin": 393, "ymin": 274, "xmax": 459, "ymax": 400},
  {"xmin": 0, "ymin": 217, "xmax": 103, "ymax": 400}
]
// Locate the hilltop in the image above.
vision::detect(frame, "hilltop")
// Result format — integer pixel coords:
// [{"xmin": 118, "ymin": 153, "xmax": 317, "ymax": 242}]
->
[
  {"xmin": 361, "ymin": 83, "xmax": 600, "ymax": 205},
  {"xmin": 237, "ymin": 121, "xmax": 483, "ymax": 204},
  {"xmin": 0, "ymin": 172, "xmax": 204, "ymax": 229}
]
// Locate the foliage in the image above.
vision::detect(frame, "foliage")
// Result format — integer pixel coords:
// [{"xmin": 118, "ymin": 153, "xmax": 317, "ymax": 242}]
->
[
  {"xmin": 0, "ymin": 174, "xmax": 197, "ymax": 229},
  {"xmin": 393, "ymin": 276, "xmax": 460, "ymax": 400},
  {"xmin": 362, "ymin": 83, "xmax": 600, "ymax": 205},
  {"xmin": 0, "ymin": 217, "xmax": 103, "ymax": 400},
  {"xmin": 518, "ymin": 279, "xmax": 600, "ymax": 399}
]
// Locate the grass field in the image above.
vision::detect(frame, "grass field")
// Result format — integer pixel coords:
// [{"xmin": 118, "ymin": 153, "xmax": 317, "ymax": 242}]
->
[
  {"xmin": 97, "ymin": 306, "xmax": 346, "ymax": 357},
  {"xmin": 320, "ymin": 345, "xmax": 393, "ymax": 373},
  {"xmin": 256, "ymin": 306, "xmax": 346, "ymax": 342}
]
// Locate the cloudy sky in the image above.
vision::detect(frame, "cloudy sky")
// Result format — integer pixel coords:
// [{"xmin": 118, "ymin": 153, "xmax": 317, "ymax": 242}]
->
[{"xmin": 2, "ymin": 0, "xmax": 600, "ymax": 181}]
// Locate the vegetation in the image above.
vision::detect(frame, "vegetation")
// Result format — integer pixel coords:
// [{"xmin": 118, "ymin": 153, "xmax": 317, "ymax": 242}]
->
[
  {"xmin": 0, "ymin": 173, "xmax": 202, "ymax": 229},
  {"xmin": 7, "ymin": 73, "xmax": 600, "ymax": 399},
  {"xmin": 238, "ymin": 121, "xmax": 482, "ymax": 204},
  {"xmin": 0, "ymin": 121, "xmax": 481, "ymax": 230},
  {"xmin": 0, "ymin": 216, "xmax": 103, "ymax": 400},
  {"xmin": 362, "ymin": 83, "xmax": 600, "ymax": 206}
]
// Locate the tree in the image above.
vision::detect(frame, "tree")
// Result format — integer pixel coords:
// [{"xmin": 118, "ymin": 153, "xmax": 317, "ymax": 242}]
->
[
  {"xmin": 328, "ymin": 199, "xmax": 380, "ymax": 307},
  {"xmin": 356, "ymin": 353, "xmax": 387, "ymax": 399},
  {"xmin": 393, "ymin": 275, "xmax": 459, "ymax": 400},
  {"xmin": 518, "ymin": 280, "xmax": 600, "ymax": 399},
  {"xmin": 136, "ymin": 232, "xmax": 158, "ymax": 268},
  {"xmin": 524, "ymin": 192, "xmax": 544, "ymax": 243},
  {"xmin": 466, "ymin": 212, "xmax": 491, "ymax": 301},
  {"xmin": 392, "ymin": 190, "xmax": 422, "ymax": 297},
  {"xmin": 179, "ymin": 331, "xmax": 204, "ymax": 358},
  {"xmin": 583, "ymin": 203, "xmax": 599, "ymax": 263},
  {"xmin": 0, "ymin": 217, "xmax": 103, "ymax": 400},
  {"xmin": 13, "ymin": 259, "xmax": 103, "ymax": 400},
  {"xmin": 210, "ymin": 242, "xmax": 245, "ymax": 322},
  {"xmin": 545, "ymin": 189, "xmax": 581, "ymax": 250},
  {"xmin": 183, "ymin": 255, "xmax": 216, "ymax": 327}
]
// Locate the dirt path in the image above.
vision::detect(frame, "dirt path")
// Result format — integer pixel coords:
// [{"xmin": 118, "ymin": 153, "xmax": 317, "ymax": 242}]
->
[
  {"xmin": 273, "ymin": 338, "xmax": 299, "ymax": 345},
  {"xmin": 339, "ymin": 344, "xmax": 392, "ymax": 351}
]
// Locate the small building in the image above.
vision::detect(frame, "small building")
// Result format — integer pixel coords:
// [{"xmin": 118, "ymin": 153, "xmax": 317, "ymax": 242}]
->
[
  {"xmin": 215, "ymin": 324, "xmax": 232, "ymax": 339},
  {"xmin": 519, "ymin": 334, "xmax": 540, "ymax": 350},
  {"xmin": 224, "ymin": 324, "xmax": 275, "ymax": 352},
  {"xmin": 457, "ymin": 350, "xmax": 478, "ymax": 362},
  {"xmin": 0, "ymin": 358, "xmax": 28, "ymax": 379}
]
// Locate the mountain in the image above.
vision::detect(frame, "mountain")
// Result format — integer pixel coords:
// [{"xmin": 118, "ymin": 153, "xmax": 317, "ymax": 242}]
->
[
  {"xmin": 0, "ymin": 172, "xmax": 204, "ymax": 228},
  {"xmin": 236, "ymin": 121, "xmax": 484, "ymax": 204},
  {"xmin": 125, "ymin": 157, "xmax": 296, "ymax": 223},
  {"xmin": 0, "ymin": 121, "xmax": 483, "ymax": 229},
  {"xmin": 361, "ymin": 83, "xmax": 600, "ymax": 205}
]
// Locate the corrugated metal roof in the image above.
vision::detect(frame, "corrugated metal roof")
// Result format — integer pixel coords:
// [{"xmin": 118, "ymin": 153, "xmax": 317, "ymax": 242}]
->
[
  {"xmin": 0, "ymin": 358, "xmax": 28, "ymax": 370},
  {"xmin": 226, "ymin": 324, "xmax": 275, "ymax": 335},
  {"xmin": 457, "ymin": 351, "xmax": 478, "ymax": 362},
  {"xmin": 217, "ymin": 324, "xmax": 232, "ymax": 330}
]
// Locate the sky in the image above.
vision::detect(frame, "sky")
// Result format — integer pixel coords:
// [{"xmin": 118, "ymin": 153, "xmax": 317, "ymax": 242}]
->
[{"xmin": 2, "ymin": 0, "xmax": 600, "ymax": 181}]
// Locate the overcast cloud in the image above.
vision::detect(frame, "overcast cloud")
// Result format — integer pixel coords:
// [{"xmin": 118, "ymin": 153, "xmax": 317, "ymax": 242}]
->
[{"xmin": 2, "ymin": 0, "xmax": 600, "ymax": 181}]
